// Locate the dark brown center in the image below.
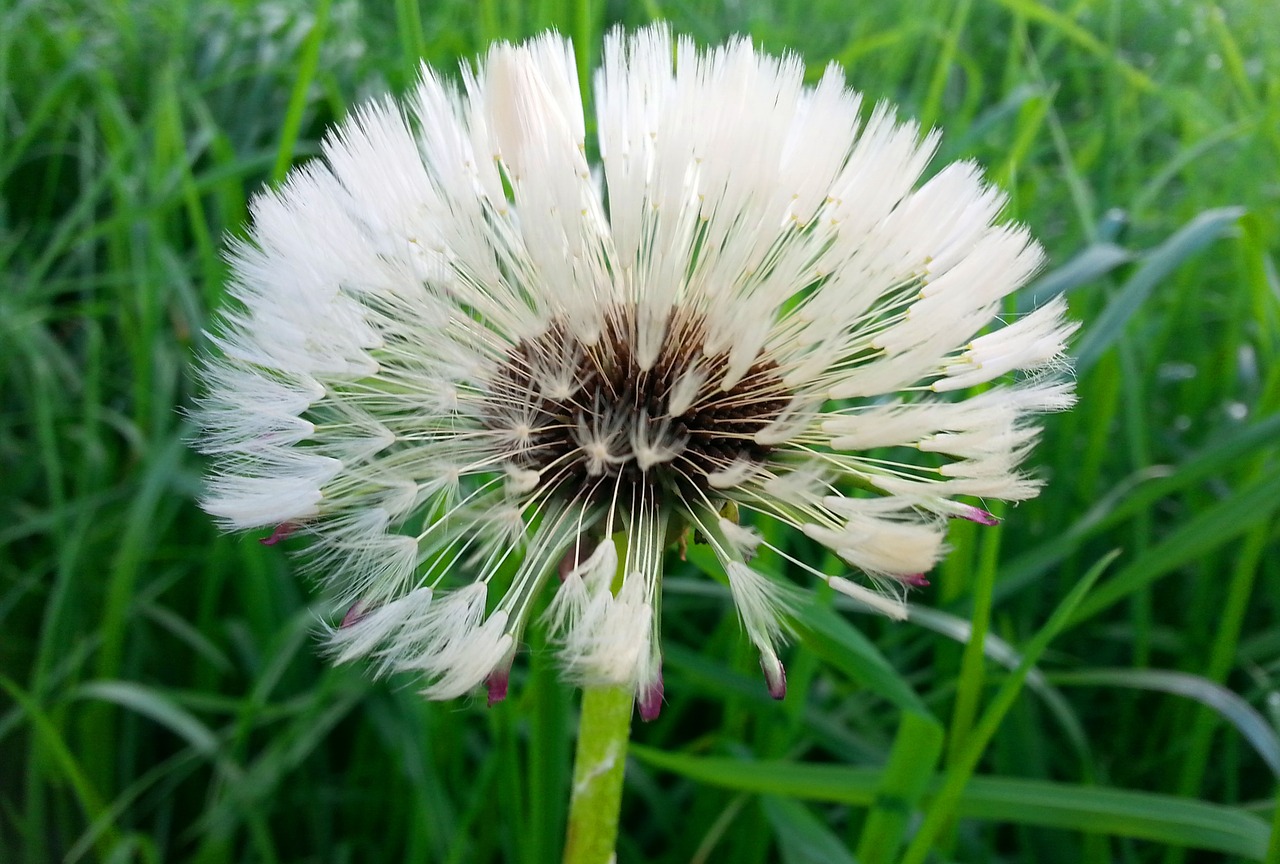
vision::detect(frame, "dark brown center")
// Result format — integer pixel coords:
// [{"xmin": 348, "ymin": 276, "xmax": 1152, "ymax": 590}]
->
[{"xmin": 482, "ymin": 305, "xmax": 791, "ymax": 503}]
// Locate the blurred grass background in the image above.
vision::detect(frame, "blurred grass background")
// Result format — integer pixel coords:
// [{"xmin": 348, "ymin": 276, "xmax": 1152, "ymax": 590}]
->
[{"xmin": 3, "ymin": 0, "xmax": 1279, "ymax": 861}]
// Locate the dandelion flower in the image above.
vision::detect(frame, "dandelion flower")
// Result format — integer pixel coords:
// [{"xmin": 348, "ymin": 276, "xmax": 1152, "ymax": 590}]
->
[{"xmin": 195, "ymin": 25, "xmax": 1077, "ymax": 713}]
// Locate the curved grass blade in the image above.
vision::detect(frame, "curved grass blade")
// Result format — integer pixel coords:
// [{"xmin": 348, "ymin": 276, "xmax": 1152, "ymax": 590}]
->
[
  {"xmin": 1, "ymin": 677, "xmax": 123, "ymax": 855},
  {"xmin": 855, "ymin": 711, "xmax": 943, "ymax": 864},
  {"xmin": 907, "ymin": 605, "xmax": 1092, "ymax": 771},
  {"xmin": 1026, "ymin": 241, "xmax": 1133, "ymax": 302},
  {"xmin": 1051, "ymin": 668, "xmax": 1280, "ymax": 779},
  {"xmin": 1074, "ymin": 207, "xmax": 1246, "ymax": 374},
  {"xmin": 74, "ymin": 680, "xmax": 221, "ymax": 758},
  {"xmin": 631, "ymin": 746, "xmax": 1271, "ymax": 861},
  {"xmin": 996, "ymin": 410, "xmax": 1280, "ymax": 603},
  {"xmin": 899, "ymin": 550, "xmax": 1118, "ymax": 864},
  {"xmin": 1067, "ymin": 469, "xmax": 1280, "ymax": 627},
  {"xmin": 762, "ymin": 795, "xmax": 860, "ymax": 864},
  {"xmin": 791, "ymin": 602, "xmax": 934, "ymax": 718}
]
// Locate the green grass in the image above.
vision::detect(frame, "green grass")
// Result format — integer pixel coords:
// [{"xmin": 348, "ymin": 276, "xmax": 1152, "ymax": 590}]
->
[{"xmin": 3, "ymin": 0, "xmax": 1279, "ymax": 861}]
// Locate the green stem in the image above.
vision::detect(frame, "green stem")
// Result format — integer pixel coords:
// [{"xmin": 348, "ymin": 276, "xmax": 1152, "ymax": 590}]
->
[
  {"xmin": 1265, "ymin": 783, "xmax": 1280, "ymax": 864},
  {"xmin": 563, "ymin": 684, "xmax": 634, "ymax": 864}
]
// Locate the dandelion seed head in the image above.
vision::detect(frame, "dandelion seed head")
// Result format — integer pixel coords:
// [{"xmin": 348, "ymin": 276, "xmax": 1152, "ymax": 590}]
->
[{"xmin": 195, "ymin": 25, "xmax": 1077, "ymax": 712}]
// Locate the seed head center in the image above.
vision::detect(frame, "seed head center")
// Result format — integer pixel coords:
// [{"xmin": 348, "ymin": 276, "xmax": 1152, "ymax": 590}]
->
[{"xmin": 484, "ymin": 305, "xmax": 791, "ymax": 500}]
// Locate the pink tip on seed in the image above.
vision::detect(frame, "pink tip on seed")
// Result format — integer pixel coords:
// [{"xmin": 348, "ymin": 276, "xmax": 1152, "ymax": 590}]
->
[
  {"xmin": 903, "ymin": 573, "xmax": 931, "ymax": 588},
  {"xmin": 340, "ymin": 601, "xmax": 367, "ymax": 629},
  {"xmin": 259, "ymin": 522, "xmax": 296, "ymax": 546},
  {"xmin": 638, "ymin": 674, "xmax": 665, "ymax": 722},
  {"xmin": 486, "ymin": 669, "xmax": 510, "ymax": 707},
  {"xmin": 761, "ymin": 653, "xmax": 787, "ymax": 700},
  {"xmin": 958, "ymin": 506, "xmax": 1000, "ymax": 526}
]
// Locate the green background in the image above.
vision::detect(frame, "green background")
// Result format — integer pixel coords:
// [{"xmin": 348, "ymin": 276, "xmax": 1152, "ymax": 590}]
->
[{"xmin": 3, "ymin": 0, "xmax": 1279, "ymax": 861}]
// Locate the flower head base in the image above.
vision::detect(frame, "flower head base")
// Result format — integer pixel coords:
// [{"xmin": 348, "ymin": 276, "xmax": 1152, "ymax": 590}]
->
[{"xmin": 196, "ymin": 26, "xmax": 1077, "ymax": 712}]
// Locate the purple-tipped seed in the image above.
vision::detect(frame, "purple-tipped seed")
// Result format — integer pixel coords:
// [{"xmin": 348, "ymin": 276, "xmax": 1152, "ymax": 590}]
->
[
  {"xmin": 340, "ymin": 601, "xmax": 367, "ymax": 629},
  {"xmin": 903, "ymin": 573, "xmax": 931, "ymax": 588},
  {"xmin": 761, "ymin": 653, "xmax": 787, "ymax": 700},
  {"xmin": 638, "ymin": 674, "xmax": 665, "ymax": 722},
  {"xmin": 486, "ymin": 669, "xmax": 510, "ymax": 707},
  {"xmin": 259, "ymin": 522, "xmax": 296, "ymax": 546},
  {"xmin": 957, "ymin": 506, "xmax": 1000, "ymax": 527}
]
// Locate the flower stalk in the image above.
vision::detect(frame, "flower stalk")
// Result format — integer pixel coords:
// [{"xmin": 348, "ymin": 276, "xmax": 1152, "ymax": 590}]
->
[{"xmin": 563, "ymin": 684, "xmax": 633, "ymax": 864}]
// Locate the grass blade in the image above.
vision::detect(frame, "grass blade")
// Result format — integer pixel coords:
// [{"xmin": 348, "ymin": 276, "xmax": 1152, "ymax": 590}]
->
[
  {"xmin": 854, "ymin": 711, "xmax": 943, "ymax": 864},
  {"xmin": 762, "ymin": 795, "xmax": 859, "ymax": 864},
  {"xmin": 74, "ymin": 680, "xmax": 221, "ymax": 759},
  {"xmin": 1052, "ymin": 668, "xmax": 1280, "ymax": 779},
  {"xmin": 1074, "ymin": 207, "xmax": 1246, "ymax": 374},
  {"xmin": 1068, "ymin": 469, "xmax": 1280, "ymax": 627},
  {"xmin": 791, "ymin": 602, "xmax": 934, "ymax": 718},
  {"xmin": 269, "ymin": 0, "xmax": 332, "ymax": 184},
  {"xmin": 631, "ymin": 746, "xmax": 1271, "ymax": 861},
  {"xmin": 899, "ymin": 550, "xmax": 1118, "ymax": 864}
]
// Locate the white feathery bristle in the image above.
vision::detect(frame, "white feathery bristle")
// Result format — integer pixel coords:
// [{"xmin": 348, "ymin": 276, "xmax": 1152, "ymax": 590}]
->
[
  {"xmin": 339, "ymin": 582, "xmax": 516, "ymax": 697},
  {"xmin": 544, "ymin": 538, "xmax": 619, "ymax": 635},
  {"xmin": 873, "ymin": 469, "xmax": 1045, "ymax": 501},
  {"xmin": 505, "ymin": 465, "xmax": 542, "ymax": 496},
  {"xmin": 666, "ymin": 365, "xmax": 706, "ymax": 418},
  {"xmin": 327, "ymin": 586, "xmax": 434, "ymax": 665},
  {"xmin": 780, "ymin": 65, "xmax": 862, "ymax": 226},
  {"xmin": 918, "ymin": 424, "xmax": 1042, "ymax": 460},
  {"xmin": 630, "ymin": 410, "xmax": 687, "ymax": 471},
  {"xmin": 753, "ymin": 398, "xmax": 816, "ymax": 446},
  {"xmin": 559, "ymin": 575, "xmax": 655, "ymax": 688},
  {"xmin": 708, "ymin": 458, "xmax": 763, "ymax": 490},
  {"xmin": 718, "ymin": 518, "xmax": 763, "ymax": 559},
  {"xmin": 802, "ymin": 512, "xmax": 945, "ymax": 578},
  {"xmin": 762, "ymin": 463, "xmax": 833, "ymax": 506},
  {"xmin": 725, "ymin": 562, "xmax": 794, "ymax": 653},
  {"xmin": 873, "ymin": 230, "xmax": 1043, "ymax": 358},
  {"xmin": 304, "ymin": 509, "xmax": 421, "ymax": 602},
  {"xmin": 822, "ymin": 380, "xmax": 1075, "ymax": 451},
  {"xmin": 827, "ymin": 576, "xmax": 908, "ymax": 621},
  {"xmin": 387, "ymin": 582, "xmax": 489, "ymax": 664},
  {"xmin": 575, "ymin": 412, "xmax": 631, "ymax": 476},
  {"xmin": 419, "ymin": 612, "xmax": 515, "ymax": 699},
  {"xmin": 893, "ymin": 161, "xmax": 1006, "ymax": 277},
  {"xmin": 202, "ymin": 453, "xmax": 341, "ymax": 529},
  {"xmin": 936, "ymin": 296, "xmax": 1079, "ymax": 391},
  {"xmin": 478, "ymin": 503, "xmax": 529, "ymax": 544},
  {"xmin": 719, "ymin": 311, "xmax": 773, "ymax": 390}
]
